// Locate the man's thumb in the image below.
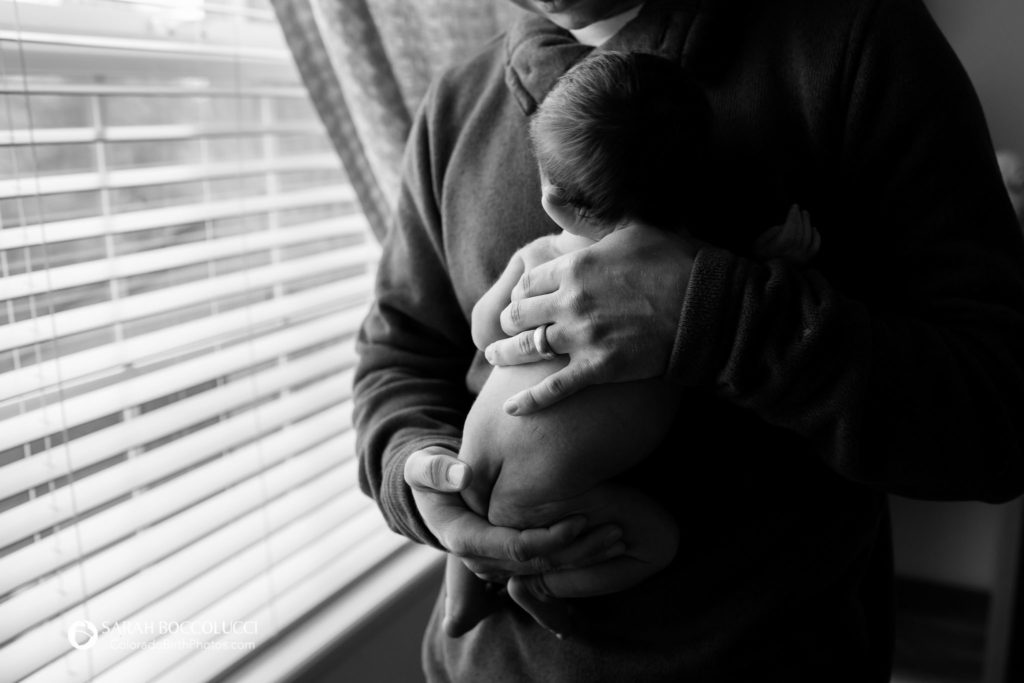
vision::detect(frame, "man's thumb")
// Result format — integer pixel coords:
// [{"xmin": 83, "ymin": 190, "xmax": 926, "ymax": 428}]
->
[{"xmin": 404, "ymin": 448, "xmax": 470, "ymax": 492}]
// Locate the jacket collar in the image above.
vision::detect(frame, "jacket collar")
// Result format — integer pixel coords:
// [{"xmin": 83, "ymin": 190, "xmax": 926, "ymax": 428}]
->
[{"xmin": 504, "ymin": 0, "xmax": 725, "ymax": 115}]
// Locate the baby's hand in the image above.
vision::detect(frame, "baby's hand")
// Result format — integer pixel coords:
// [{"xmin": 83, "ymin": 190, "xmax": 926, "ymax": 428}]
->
[{"xmin": 753, "ymin": 203, "xmax": 820, "ymax": 264}]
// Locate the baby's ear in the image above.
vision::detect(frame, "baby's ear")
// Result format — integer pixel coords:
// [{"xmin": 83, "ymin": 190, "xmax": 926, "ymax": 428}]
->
[
  {"xmin": 541, "ymin": 186, "xmax": 610, "ymax": 239},
  {"xmin": 540, "ymin": 185, "xmax": 575, "ymax": 230}
]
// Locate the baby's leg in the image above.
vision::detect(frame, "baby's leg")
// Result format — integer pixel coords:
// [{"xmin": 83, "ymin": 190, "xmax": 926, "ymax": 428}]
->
[
  {"xmin": 443, "ymin": 554, "xmax": 502, "ymax": 637},
  {"xmin": 507, "ymin": 483, "xmax": 678, "ymax": 636}
]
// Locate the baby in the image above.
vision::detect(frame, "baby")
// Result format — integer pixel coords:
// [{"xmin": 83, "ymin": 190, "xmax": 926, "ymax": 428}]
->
[{"xmin": 446, "ymin": 51, "xmax": 820, "ymax": 637}]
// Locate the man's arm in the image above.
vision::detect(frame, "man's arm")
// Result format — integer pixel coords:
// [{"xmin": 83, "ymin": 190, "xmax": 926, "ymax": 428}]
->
[
  {"xmin": 486, "ymin": 0, "xmax": 1024, "ymax": 502},
  {"xmin": 354, "ymin": 82, "xmax": 477, "ymax": 545},
  {"xmin": 670, "ymin": 0, "xmax": 1024, "ymax": 502}
]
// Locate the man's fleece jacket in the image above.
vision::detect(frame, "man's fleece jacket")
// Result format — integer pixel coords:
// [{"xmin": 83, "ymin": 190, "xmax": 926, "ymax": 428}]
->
[{"xmin": 353, "ymin": 0, "xmax": 1024, "ymax": 680}]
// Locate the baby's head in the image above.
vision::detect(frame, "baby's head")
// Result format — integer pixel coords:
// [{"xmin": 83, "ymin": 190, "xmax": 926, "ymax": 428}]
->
[{"xmin": 530, "ymin": 51, "xmax": 710, "ymax": 238}]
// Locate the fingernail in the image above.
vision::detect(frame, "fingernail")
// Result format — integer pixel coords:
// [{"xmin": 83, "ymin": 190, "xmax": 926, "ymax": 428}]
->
[
  {"xmin": 484, "ymin": 345, "xmax": 496, "ymax": 365},
  {"xmin": 446, "ymin": 463, "xmax": 467, "ymax": 488},
  {"xmin": 504, "ymin": 400, "xmax": 519, "ymax": 416}
]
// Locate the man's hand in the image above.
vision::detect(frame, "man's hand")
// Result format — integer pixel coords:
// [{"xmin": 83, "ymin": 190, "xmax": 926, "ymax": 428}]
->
[
  {"xmin": 484, "ymin": 224, "xmax": 699, "ymax": 415},
  {"xmin": 405, "ymin": 447, "xmax": 625, "ymax": 579},
  {"xmin": 753, "ymin": 203, "xmax": 820, "ymax": 264}
]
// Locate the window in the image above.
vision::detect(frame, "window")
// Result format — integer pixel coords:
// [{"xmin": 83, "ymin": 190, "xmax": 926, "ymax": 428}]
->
[{"xmin": 0, "ymin": 1, "xmax": 430, "ymax": 680}]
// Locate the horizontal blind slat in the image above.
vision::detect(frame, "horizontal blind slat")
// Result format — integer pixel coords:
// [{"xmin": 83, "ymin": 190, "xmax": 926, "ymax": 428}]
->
[
  {"xmin": 16, "ymin": 495, "xmax": 383, "ymax": 683},
  {"xmin": 214, "ymin": 544, "xmax": 440, "ymax": 683},
  {"xmin": 0, "ymin": 437, "xmax": 359, "ymax": 645},
  {"xmin": 88, "ymin": 512, "xmax": 393, "ymax": 683},
  {"xmin": 0, "ymin": 373, "xmax": 355, "ymax": 548},
  {"xmin": 0, "ymin": 343, "xmax": 356, "ymax": 499},
  {"xmin": 3, "ymin": 470, "xmax": 369, "ymax": 677},
  {"xmin": 0, "ymin": 280, "xmax": 372, "ymax": 403},
  {"xmin": 0, "ymin": 127, "xmax": 94, "ymax": 145},
  {"xmin": 3, "ymin": 216, "xmax": 369, "ymax": 297},
  {"xmin": 1, "ymin": 253, "xmax": 371, "ymax": 353},
  {"xmin": 0, "ymin": 123, "xmax": 322, "ymax": 146},
  {"xmin": 0, "ymin": 83, "xmax": 307, "ymax": 98},
  {"xmin": 0, "ymin": 305, "xmax": 367, "ymax": 444},
  {"xmin": 81, "ymin": 0, "xmax": 276, "ymax": 21},
  {"xmin": 0, "ymin": 404, "xmax": 355, "ymax": 597},
  {"xmin": 0, "ymin": 153, "xmax": 340, "ymax": 199},
  {"xmin": 130, "ymin": 533, "xmax": 407, "ymax": 683},
  {"xmin": 0, "ymin": 185, "xmax": 356, "ymax": 249},
  {"xmin": 0, "ymin": 29, "xmax": 289, "ymax": 62}
]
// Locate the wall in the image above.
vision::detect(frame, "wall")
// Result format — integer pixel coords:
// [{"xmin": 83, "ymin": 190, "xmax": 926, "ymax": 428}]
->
[
  {"xmin": 890, "ymin": 0, "xmax": 1024, "ymax": 591},
  {"xmin": 925, "ymin": 0, "xmax": 1024, "ymax": 154},
  {"xmin": 891, "ymin": 498, "xmax": 1005, "ymax": 590},
  {"xmin": 298, "ymin": 565, "xmax": 441, "ymax": 683}
]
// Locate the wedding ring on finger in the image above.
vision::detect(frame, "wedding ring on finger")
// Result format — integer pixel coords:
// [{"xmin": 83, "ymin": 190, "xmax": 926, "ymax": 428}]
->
[{"xmin": 533, "ymin": 324, "xmax": 557, "ymax": 360}]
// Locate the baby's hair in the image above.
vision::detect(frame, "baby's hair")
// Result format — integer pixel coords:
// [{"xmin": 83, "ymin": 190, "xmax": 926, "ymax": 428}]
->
[{"xmin": 530, "ymin": 51, "xmax": 710, "ymax": 228}]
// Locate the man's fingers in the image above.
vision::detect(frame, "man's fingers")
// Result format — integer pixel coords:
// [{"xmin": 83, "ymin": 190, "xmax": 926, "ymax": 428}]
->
[
  {"xmin": 786, "ymin": 203, "xmax": 800, "ymax": 229},
  {"xmin": 485, "ymin": 325, "xmax": 565, "ymax": 367},
  {"xmin": 503, "ymin": 359, "xmax": 594, "ymax": 415},
  {"xmin": 795, "ymin": 217, "xmax": 810, "ymax": 252},
  {"xmin": 450, "ymin": 513, "xmax": 588, "ymax": 566},
  {"xmin": 485, "ymin": 328, "xmax": 546, "ymax": 366},
  {"xmin": 511, "ymin": 258, "xmax": 562, "ymax": 301},
  {"xmin": 461, "ymin": 529, "xmax": 626, "ymax": 576},
  {"xmin": 404, "ymin": 448, "xmax": 470, "ymax": 493},
  {"xmin": 499, "ymin": 292, "xmax": 559, "ymax": 336},
  {"xmin": 516, "ymin": 514, "xmax": 590, "ymax": 558}
]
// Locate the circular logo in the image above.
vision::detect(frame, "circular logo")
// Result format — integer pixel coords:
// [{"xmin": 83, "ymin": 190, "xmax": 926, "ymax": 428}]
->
[{"xmin": 67, "ymin": 620, "xmax": 99, "ymax": 650}]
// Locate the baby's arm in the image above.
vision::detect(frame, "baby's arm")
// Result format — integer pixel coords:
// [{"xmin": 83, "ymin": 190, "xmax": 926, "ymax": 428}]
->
[
  {"xmin": 471, "ymin": 252, "xmax": 526, "ymax": 351},
  {"xmin": 472, "ymin": 235, "xmax": 567, "ymax": 351}
]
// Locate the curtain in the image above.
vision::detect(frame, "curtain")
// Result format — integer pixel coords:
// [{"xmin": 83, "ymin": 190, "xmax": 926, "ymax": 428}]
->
[{"xmin": 270, "ymin": 0, "xmax": 524, "ymax": 241}]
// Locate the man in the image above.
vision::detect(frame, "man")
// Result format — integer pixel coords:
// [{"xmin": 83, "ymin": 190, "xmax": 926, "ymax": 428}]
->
[{"xmin": 354, "ymin": 0, "xmax": 1024, "ymax": 680}]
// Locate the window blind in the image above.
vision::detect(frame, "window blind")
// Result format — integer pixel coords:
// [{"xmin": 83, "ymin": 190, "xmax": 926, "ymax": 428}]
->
[{"xmin": 0, "ymin": 1, "xmax": 428, "ymax": 681}]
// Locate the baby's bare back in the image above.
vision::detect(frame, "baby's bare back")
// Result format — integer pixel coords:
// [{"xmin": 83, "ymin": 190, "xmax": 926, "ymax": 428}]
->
[{"xmin": 459, "ymin": 360, "xmax": 679, "ymax": 530}]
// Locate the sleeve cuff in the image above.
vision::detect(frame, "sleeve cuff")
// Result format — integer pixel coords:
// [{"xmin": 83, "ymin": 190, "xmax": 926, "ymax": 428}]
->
[
  {"xmin": 380, "ymin": 435, "xmax": 463, "ymax": 550},
  {"xmin": 666, "ymin": 245, "xmax": 740, "ymax": 387}
]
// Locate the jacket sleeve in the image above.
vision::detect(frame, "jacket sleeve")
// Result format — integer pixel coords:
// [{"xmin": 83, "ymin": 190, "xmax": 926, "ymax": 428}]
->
[
  {"xmin": 668, "ymin": 0, "xmax": 1024, "ymax": 502},
  {"xmin": 353, "ymin": 84, "xmax": 476, "ymax": 546}
]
